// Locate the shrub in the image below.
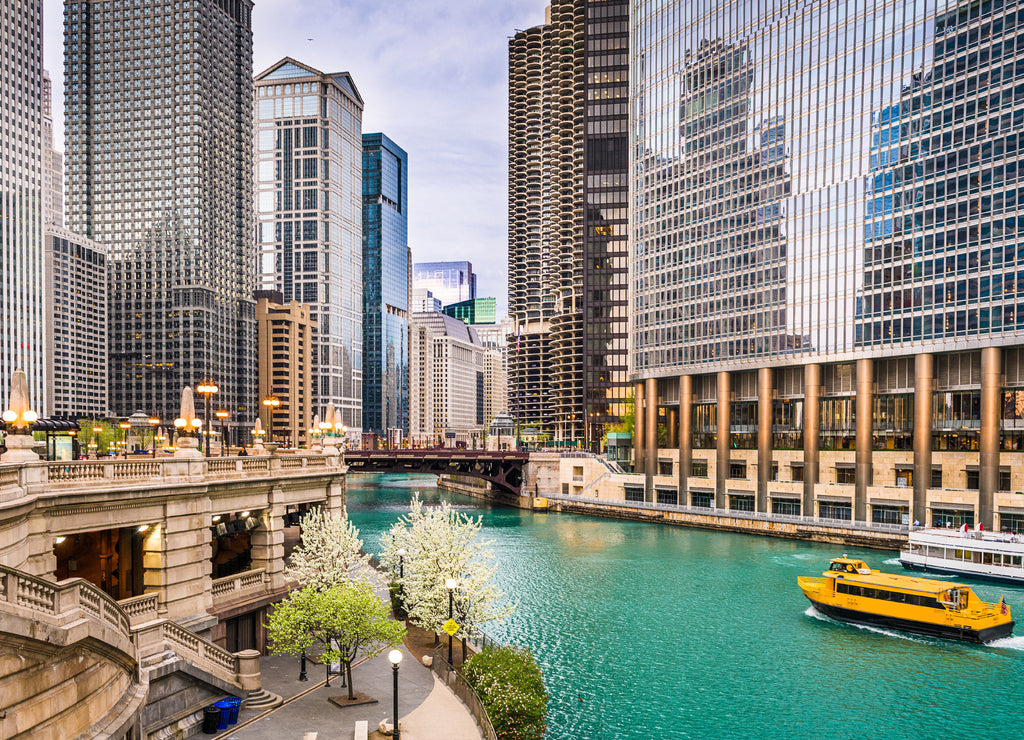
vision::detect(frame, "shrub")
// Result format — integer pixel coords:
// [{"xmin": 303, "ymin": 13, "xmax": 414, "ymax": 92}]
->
[
  {"xmin": 389, "ymin": 581, "xmax": 407, "ymax": 618},
  {"xmin": 463, "ymin": 645, "xmax": 548, "ymax": 740}
]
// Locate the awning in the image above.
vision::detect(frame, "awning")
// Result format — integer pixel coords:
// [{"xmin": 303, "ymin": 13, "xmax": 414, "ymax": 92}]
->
[
  {"xmin": 929, "ymin": 502, "xmax": 976, "ymax": 512},
  {"xmin": 770, "ymin": 492, "xmax": 802, "ymax": 500},
  {"xmin": 870, "ymin": 498, "xmax": 909, "ymax": 507},
  {"xmin": 817, "ymin": 494, "xmax": 853, "ymax": 503},
  {"xmin": 964, "ymin": 465, "xmax": 1011, "ymax": 472},
  {"xmin": 998, "ymin": 506, "xmax": 1024, "ymax": 515},
  {"xmin": 31, "ymin": 418, "xmax": 80, "ymax": 432},
  {"xmin": 834, "ymin": 462, "xmax": 856, "ymax": 470}
]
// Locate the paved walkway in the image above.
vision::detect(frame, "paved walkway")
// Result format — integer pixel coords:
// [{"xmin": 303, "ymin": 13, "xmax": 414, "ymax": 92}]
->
[{"xmin": 212, "ymin": 568, "xmax": 482, "ymax": 740}]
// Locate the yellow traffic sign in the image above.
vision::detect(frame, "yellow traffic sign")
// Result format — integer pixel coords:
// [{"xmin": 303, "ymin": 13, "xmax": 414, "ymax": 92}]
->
[{"xmin": 442, "ymin": 618, "xmax": 460, "ymax": 636}]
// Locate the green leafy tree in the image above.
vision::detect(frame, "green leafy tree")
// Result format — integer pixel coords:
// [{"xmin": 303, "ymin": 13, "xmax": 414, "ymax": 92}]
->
[
  {"xmin": 464, "ymin": 645, "xmax": 548, "ymax": 740},
  {"xmin": 266, "ymin": 581, "xmax": 405, "ymax": 700}
]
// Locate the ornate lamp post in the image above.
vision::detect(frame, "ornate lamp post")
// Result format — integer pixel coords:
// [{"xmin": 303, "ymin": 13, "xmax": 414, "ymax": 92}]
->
[
  {"xmin": 215, "ymin": 409, "xmax": 229, "ymax": 455},
  {"xmin": 262, "ymin": 396, "xmax": 280, "ymax": 444},
  {"xmin": 445, "ymin": 578, "xmax": 457, "ymax": 666},
  {"xmin": 173, "ymin": 386, "xmax": 203, "ymax": 458},
  {"xmin": 389, "ymin": 649, "xmax": 403, "ymax": 740},
  {"xmin": 148, "ymin": 416, "xmax": 160, "ymax": 457},
  {"xmin": 1, "ymin": 369, "xmax": 39, "ymax": 462},
  {"xmin": 119, "ymin": 420, "xmax": 131, "ymax": 458},
  {"xmin": 195, "ymin": 380, "xmax": 218, "ymax": 457},
  {"xmin": 92, "ymin": 424, "xmax": 103, "ymax": 457}
]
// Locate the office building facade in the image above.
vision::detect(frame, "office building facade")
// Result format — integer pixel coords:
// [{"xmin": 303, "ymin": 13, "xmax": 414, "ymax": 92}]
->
[
  {"xmin": 630, "ymin": 0, "xmax": 1024, "ymax": 531},
  {"xmin": 2, "ymin": 0, "xmax": 45, "ymax": 409},
  {"xmin": 508, "ymin": 0, "xmax": 631, "ymax": 445},
  {"xmin": 45, "ymin": 227, "xmax": 108, "ymax": 419},
  {"xmin": 362, "ymin": 133, "xmax": 410, "ymax": 439},
  {"xmin": 443, "ymin": 297, "xmax": 497, "ymax": 325},
  {"xmin": 413, "ymin": 261, "xmax": 477, "ymax": 307},
  {"xmin": 254, "ymin": 58, "xmax": 365, "ymax": 433},
  {"xmin": 256, "ymin": 295, "xmax": 315, "ymax": 448},
  {"xmin": 43, "ymin": 70, "xmax": 64, "ymax": 228},
  {"xmin": 64, "ymin": 0, "xmax": 256, "ymax": 426}
]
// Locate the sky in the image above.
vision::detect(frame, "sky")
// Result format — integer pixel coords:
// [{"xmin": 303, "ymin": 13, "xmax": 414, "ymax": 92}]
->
[{"xmin": 43, "ymin": 0, "xmax": 545, "ymax": 317}]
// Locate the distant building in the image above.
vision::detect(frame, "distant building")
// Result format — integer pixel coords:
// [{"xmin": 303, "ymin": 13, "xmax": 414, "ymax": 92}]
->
[
  {"xmin": 409, "ymin": 322, "xmax": 434, "ymax": 446},
  {"xmin": 42, "ymin": 71, "xmax": 64, "ymax": 228},
  {"xmin": 483, "ymin": 349, "xmax": 508, "ymax": 427},
  {"xmin": 413, "ymin": 261, "xmax": 476, "ymax": 307},
  {"xmin": 362, "ymin": 133, "xmax": 410, "ymax": 439},
  {"xmin": 410, "ymin": 312, "xmax": 487, "ymax": 446},
  {"xmin": 44, "ymin": 227, "xmax": 108, "ymax": 419},
  {"xmin": 256, "ymin": 295, "xmax": 316, "ymax": 449},
  {"xmin": 254, "ymin": 58, "xmax": 365, "ymax": 433},
  {"xmin": 443, "ymin": 297, "xmax": 496, "ymax": 326},
  {"xmin": 411, "ymin": 287, "xmax": 442, "ymax": 313},
  {"xmin": 2, "ymin": 0, "xmax": 45, "ymax": 408}
]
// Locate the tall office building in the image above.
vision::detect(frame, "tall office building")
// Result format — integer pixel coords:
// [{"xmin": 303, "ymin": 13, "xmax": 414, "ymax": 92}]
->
[
  {"xmin": 254, "ymin": 58, "xmax": 365, "ymax": 432},
  {"xmin": 508, "ymin": 0, "xmax": 630, "ymax": 445},
  {"xmin": 362, "ymin": 133, "xmax": 410, "ymax": 439},
  {"xmin": 45, "ymin": 227, "xmax": 108, "ymax": 418},
  {"xmin": 1, "ymin": 0, "xmax": 45, "ymax": 409},
  {"xmin": 64, "ymin": 0, "xmax": 256, "ymax": 427},
  {"xmin": 412, "ymin": 261, "xmax": 477, "ymax": 307},
  {"xmin": 256, "ymin": 294, "xmax": 315, "ymax": 448},
  {"xmin": 443, "ymin": 297, "xmax": 497, "ymax": 326},
  {"xmin": 630, "ymin": 0, "xmax": 1024, "ymax": 532},
  {"xmin": 43, "ymin": 71, "xmax": 64, "ymax": 228}
]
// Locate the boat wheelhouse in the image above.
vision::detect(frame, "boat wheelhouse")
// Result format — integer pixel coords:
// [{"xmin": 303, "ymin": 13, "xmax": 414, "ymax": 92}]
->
[
  {"xmin": 798, "ymin": 557, "xmax": 1014, "ymax": 644},
  {"xmin": 900, "ymin": 528, "xmax": 1024, "ymax": 584}
]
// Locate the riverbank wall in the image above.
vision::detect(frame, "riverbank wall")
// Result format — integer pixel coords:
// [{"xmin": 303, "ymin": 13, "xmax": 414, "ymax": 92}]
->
[{"xmin": 437, "ymin": 475, "xmax": 533, "ymax": 508}]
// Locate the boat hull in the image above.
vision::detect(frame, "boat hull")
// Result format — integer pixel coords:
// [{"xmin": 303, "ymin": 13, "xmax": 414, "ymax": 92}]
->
[
  {"xmin": 899, "ymin": 557, "xmax": 1024, "ymax": 586},
  {"xmin": 807, "ymin": 599, "xmax": 1014, "ymax": 644}
]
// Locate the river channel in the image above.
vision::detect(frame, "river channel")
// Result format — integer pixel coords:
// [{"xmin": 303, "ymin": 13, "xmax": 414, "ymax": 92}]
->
[{"xmin": 345, "ymin": 474, "xmax": 1024, "ymax": 740}]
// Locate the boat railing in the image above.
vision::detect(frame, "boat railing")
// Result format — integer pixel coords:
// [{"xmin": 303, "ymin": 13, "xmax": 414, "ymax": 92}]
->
[{"xmin": 545, "ymin": 492, "xmax": 909, "ymax": 534}]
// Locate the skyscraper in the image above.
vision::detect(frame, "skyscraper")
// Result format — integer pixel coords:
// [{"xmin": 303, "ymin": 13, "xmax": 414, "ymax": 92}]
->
[
  {"xmin": 507, "ymin": 0, "xmax": 630, "ymax": 445},
  {"xmin": 412, "ymin": 261, "xmax": 477, "ymax": 307},
  {"xmin": 43, "ymin": 71, "xmax": 64, "ymax": 228},
  {"xmin": 362, "ymin": 133, "xmax": 410, "ymax": 439},
  {"xmin": 630, "ymin": 0, "xmax": 1024, "ymax": 532},
  {"xmin": 64, "ymin": 0, "xmax": 256, "ymax": 426},
  {"xmin": 254, "ymin": 58, "xmax": 365, "ymax": 432},
  {"xmin": 1, "ymin": 0, "xmax": 45, "ymax": 408}
]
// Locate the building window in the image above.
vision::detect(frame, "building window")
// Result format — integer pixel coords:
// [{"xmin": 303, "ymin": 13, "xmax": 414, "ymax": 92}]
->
[
  {"xmin": 791, "ymin": 464, "xmax": 805, "ymax": 482},
  {"xmin": 692, "ymin": 402, "xmax": 716, "ymax": 449},
  {"xmin": 836, "ymin": 467, "xmax": 856, "ymax": 485},
  {"xmin": 872, "ymin": 505, "xmax": 907, "ymax": 525},
  {"xmin": 932, "ymin": 508, "xmax": 974, "ymax": 529},
  {"xmin": 770, "ymin": 462, "xmax": 779, "ymax": 481},
  {"xmin": 691, "ymin": 491, "xmax": 713, "ymax": 508},
  {"xmin": 729, "ymin": 461, "xmax": 747, "ymax": 480},
  {"xmin": 730, "ymin": 400, "xmax": 757, "ymax": 449},
  {"xmin": 656, "ymin": 489, "xmax": 677, "ymax": 505},
  {"xmin": 819, "ymin": 501, "xmax": 852, "ymax": 521},
  {"xmin": 691, "ymin": 460, "xmax": 708, "ymax": 477},
  {"xmin": 966, "ymin": 470, "xmax": 980, "ymax": 490},
  {"xmin": 772, "ymin": 398, "xmax": 803, "ymax": 449},
  {"xmin": 894, "ymin": 468, "xmax": 913, "ymax": 488},
  {"xmin": 624, "ymin": 486, "xmax": 644, "ymax": 502},
  {"xmin": 931, "ymin": 466, "xmax": 943, "ymax": 489},
  {"xmin": 999, "ymin": 470, "xmax": 1012, "ymax": 492},
  {"xmin": 1001, "ymin": 389, "xmax": 1024, "ymax": 450},
  {"xmin": 932, "ymin": 390, "xmax": 981, "ymax": 450},
  {"xmin": 772, "ymin": 499, "xmax": 801, "ymax": 516},
  {"xmin": 872, "ymin": 394, "xmax": 913, "ymax": 450},
  {"xmin": 658, "ymin": 459, "xmax": 673, "ymax": 475},
  {"xmin": 999, "ymin": 512, "xmax": 1024, "ymax": 534},
  {"xmin": 729, "ymin": 494, "xmax": 754, "ymax": 512},
  {"xmin": 820, "ymin": 397, "xmax": 856, "ymax": 450}
]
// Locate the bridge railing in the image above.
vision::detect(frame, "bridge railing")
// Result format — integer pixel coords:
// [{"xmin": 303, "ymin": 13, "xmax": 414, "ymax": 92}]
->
[{"xmin": 544, "ymin": 491, "xmax": 910, "ymax": 535}]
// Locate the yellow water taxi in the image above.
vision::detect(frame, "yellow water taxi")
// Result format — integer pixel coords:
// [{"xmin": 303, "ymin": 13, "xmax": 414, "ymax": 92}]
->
[{"xmin": 798, "ymin": 557, "xmax": 1014, "ymax": 643}]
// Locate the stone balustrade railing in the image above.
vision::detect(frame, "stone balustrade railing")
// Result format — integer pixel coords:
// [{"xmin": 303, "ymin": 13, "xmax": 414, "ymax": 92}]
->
[
  {"xmin": 211, "ymin": 568, "xmax": 269, "ymax": 605},
  {"xmin": 0, "ymin": 564, "xmax": 132, "ymax": 642},
  {"xmin": 0, "ymin": 452, "xmax": 343, "ymax": 491},
  {"xmin": 118, "ymin": 591, "xmax": 160, "ymax": 625}
]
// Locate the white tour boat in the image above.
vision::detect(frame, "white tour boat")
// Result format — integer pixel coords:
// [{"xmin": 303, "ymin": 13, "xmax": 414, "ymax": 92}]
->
[{"xmin": 900, "ymin": 526, "xmax": 1024, "ymax": 584}]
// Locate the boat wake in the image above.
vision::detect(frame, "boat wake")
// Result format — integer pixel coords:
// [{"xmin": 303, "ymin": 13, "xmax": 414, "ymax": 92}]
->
[
  {"xmin": 987, "ymin": 635, "xmax": 1024, "ymax": 650},
  {"xmin": 804, "ymin": 606, "xmax": 928, "ymax": 643},
  {"xmin": 882, "ymin": 557, "xmax": 901, "ymax": 566}
]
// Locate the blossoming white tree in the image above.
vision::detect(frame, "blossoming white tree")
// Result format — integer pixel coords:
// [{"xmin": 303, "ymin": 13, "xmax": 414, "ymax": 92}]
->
[
  {"xmin": 286, "ymin": 507, "xmax": 370, "ymax": 590},
  {"xmin": 381, "ymin": 495, "xmax": 514, "ymax": 645}
]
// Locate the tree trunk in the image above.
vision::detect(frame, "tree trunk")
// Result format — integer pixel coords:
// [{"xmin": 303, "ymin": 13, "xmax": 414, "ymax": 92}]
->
[
  {"xmin": 346, "ymin": 661, "xmax": 355, "ymax": 700},
  {"xmin": 461, "ymin": 637, "xmax": 467, "ymax": 666}
]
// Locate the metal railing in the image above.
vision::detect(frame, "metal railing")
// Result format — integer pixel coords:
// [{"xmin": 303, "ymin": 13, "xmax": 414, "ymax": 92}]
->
[
  {"xmin": 430, "ymin": 646, "xmax": 498, "ymax": 740},
  {"xmin": 545, "ymin": 491, "xmax": 910, "ymax": 534}
]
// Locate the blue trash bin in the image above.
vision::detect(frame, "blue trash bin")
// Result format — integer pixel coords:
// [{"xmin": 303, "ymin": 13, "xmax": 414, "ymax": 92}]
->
[
  {"xmin": 214, "ymin": 700, "xmax": 232, "ymax": 730},
  {"xmin": 225, "ymin": 696, "xmax": 241, "ymax": 724}
]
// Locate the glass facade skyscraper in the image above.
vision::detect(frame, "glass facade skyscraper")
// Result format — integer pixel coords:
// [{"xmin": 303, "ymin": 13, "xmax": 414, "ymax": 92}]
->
[
  {"xmin": 254, "ymin": 59, "xmax": 365, "ymax": 432},
  {"xmin": 412, "ymin": 261, "xmax": 477, "ymax": 307},
  {"xmin": 65, "ymin": 0, "xmax": 256, "ymax": 425},
  {"xmin": 362, "ymin": 133, "xmax": 410, "ymax": 438},
  {"xmin": 2, "ymin": 0, "xmax": 45, "ymax": 409},
  {"xmin": 629, "ymin": 0, "xmax": 1024, "ymax": 532}
]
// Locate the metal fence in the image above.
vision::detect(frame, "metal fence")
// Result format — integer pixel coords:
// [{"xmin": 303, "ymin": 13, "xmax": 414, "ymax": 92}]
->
[
  {"xmin": 430, "ymin": 645, "xmax": 498, "ymax": 740},
  {"xmin": 545, "ymin": 491, "xmax": 910, "ymax": 535}
]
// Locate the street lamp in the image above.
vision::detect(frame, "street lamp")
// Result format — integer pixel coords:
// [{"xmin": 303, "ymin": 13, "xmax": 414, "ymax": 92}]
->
[
  {"xmin": 262, "ymin": 396, "xmax": 280, "ymax": 444},
  {"xmin": 215, "ymin": 409, "xmax": 229, "ymax": 455},
  {"xmin": 397, "ymin": 548, "xmax": 406, "ymax": 579},
  {"xmin": 148, "ymin": 416, "xmax": 160, "ymax": 458},
  {"xmin": 298, "ymin": 649, "xmax": 308, "ymax": 682},
  {"xmin": 119, "ymin": 421, "xmax": 131, "ymax": 458},
  {"xmin": 196, "ymin": 380, "xmax": 218, "ymax": 457},
  {"xmin": 388, "ymin": 649, "xmax": 403, "ymax": 740},
  {"xmin": 92, "ymin": 424, "xmax": 103, "ymax": 457},
  {"xmin": 445, "ymin": 577, "xmax": 457, "ymax": 666}
]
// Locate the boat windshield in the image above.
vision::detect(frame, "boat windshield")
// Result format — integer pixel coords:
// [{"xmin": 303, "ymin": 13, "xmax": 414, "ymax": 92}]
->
[{"xmin": 939, "ymin": 589, "xmax": 968, "ymax": 610}]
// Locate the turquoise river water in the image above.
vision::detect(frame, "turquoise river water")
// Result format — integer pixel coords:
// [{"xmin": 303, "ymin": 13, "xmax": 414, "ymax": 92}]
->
[{"xmin": 346, "ymin": 474, "xmax": 1024, "ymax": 740}]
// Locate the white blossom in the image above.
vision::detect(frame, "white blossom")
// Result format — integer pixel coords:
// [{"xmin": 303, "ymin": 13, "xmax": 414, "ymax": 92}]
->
[{"xmin": 286, "ymin": 507, "xmax": 370, "ymax": 590}]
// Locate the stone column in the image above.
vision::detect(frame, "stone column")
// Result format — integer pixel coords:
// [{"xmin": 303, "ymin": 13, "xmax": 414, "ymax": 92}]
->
[
  {"xmin": 250, "ymin": 486, "xmax": 287, "ymax": 594},
  {"xmin": 326, "ymin": 475, "xmax": 346, "ymax": 516},
  {"xmin": 803, "ymin": 363, "xmax": 821, "ymax": 517},
  {"xmin": 913, "ymin": 354, "xmax": 934, "ymax": 526},
  {"xmin": 144, "ymin": 496, "xmax": 213, "ymax": 625},
  {"xmin": 678, "ymin": 375, "xmax": 692, "ymax": 506},
  {"xmin": 634, "ymin": 381, "xmax": 646, "ymax": 476},
  {"xmin": 757, "ymin": 367, "xmax": 773, "ymax": 514},
  {"xmin": 980, "ymin": 346, "xmax": 1002, "ymax": 530},
  {"xmin": 855, "ymin": 359, "xmax": 874, "ymax": 523},
  {"xmin": 645, "ymin": 377, "xmax": 658, "ymax": 502},
  {"xmin": 716, "ymin": 371, "xmax": 731, "ymax": 509}
]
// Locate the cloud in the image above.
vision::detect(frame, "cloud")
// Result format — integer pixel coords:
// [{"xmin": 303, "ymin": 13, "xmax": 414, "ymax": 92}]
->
[{"xmin": 44, "ymin": 0, "xmax": 546, "ymax": 316}]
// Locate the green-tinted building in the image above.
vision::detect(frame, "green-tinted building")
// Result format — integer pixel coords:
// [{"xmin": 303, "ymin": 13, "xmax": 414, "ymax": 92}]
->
[{"xmin": 443, "ymin": 297, "xmax": 497, "ymax": 326}]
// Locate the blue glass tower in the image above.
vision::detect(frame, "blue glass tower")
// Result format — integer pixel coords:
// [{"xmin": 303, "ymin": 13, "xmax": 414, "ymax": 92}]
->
[{"xmin": 362, "ymin": 134, "xmax": 410, "ymax": 438}]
